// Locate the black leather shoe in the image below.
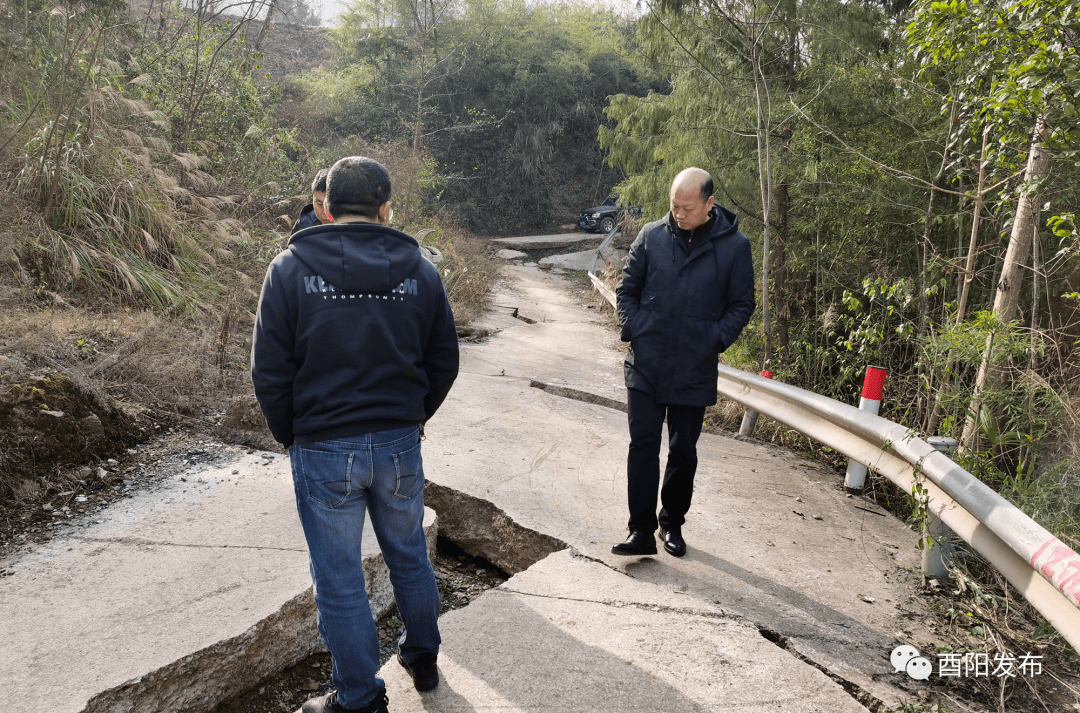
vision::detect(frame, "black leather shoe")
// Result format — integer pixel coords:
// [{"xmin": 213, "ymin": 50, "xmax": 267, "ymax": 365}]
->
[
  {"xmin": 398, "ymin": 651, "xmax": 440, "ymax": 691},
  {"xmin": 611, "ymin": 529, "xmax": 657, "ymax": 555},
  {"xmin": 660, "ymin": 526, "xmax": 686, "ymax": 557},
  {"xmin": 297, "ymin": 691, "xmax": 389, "ymax": 713}
]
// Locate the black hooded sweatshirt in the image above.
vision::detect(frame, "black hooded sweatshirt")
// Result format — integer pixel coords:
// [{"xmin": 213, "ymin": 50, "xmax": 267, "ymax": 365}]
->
[{"xmin": 251, "ymin": 221, "xmax": 459, "ymax": 448}]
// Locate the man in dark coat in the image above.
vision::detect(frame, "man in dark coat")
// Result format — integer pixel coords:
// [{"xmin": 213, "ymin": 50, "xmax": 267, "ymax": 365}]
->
[
  {"xmin": 252, "ymin": 157, "xmax": 459, "ymax": 713},
  {"xmin": 291, "ymin": 168, "xmax": 329, "ymax": 235},
  {"xmin": 612, "ymin": 167, "xmax": 755, "ymax": 557}
]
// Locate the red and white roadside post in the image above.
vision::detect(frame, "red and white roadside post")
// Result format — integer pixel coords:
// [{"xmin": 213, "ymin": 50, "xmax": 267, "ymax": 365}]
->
[
  {"xmin": 738, "ymin": 369, "xmax": 774, "ymax": 437},
  {"xmin": 844, "ymin": 365, "xmax": 887, "ymax": 491}
]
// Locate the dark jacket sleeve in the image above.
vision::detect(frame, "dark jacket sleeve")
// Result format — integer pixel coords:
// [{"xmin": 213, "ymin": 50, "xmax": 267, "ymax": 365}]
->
[
  {"xmin": 251, "ymin": 256, "xmax": 298, "ymax": 448},
  {"xmin": 422, "ymin": 277, "xmax": 460, "ymax": 421},
  {"xmin": 717, "ymin": 235, "xmax": 756, "ymax": 352},
  {"xmin": 616, "ymin": 225, "xmax": 649, "ymax": 342}
]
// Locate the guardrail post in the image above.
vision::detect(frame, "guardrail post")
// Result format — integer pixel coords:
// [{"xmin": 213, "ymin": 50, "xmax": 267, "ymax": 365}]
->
[
  {"xmin": 922, "ymin": 436, "xmax": 958, "ymax": 580},
  {"xmin": 738, "ymin": 369, "xmax": 774, "ymax": 437},
  {"xmin": 844, "ymin": 365, "xmax": 887, "ymax": 491}
]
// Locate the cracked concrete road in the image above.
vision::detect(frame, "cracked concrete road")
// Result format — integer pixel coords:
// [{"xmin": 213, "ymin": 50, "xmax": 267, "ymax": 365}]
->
[
  {"xmin": 0, "ymin": 262, "xmax": 946, "ymax": 713},
  {"xmin": 398, "ymin": 549, "xmax": 872, "ymax": 712},
  {"xmin": 380, "ymin": 265, "xmax": 944, "ymax": 712},
  {"xmin": 0, "ymin": 448, "xmax": 437, "ymax": 713}
]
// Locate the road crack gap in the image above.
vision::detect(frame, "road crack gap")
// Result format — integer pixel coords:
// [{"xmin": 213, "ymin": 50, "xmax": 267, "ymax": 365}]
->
[
  {"xmin": 759, "ymin": 627, "xmax": 890, "ymax": 713},
  {"xmin": 497, "ymin": 586, "xmax": 744, "ymax": 620},
  {"xmin": 423, "ymin": 480, "xmax": 567, "ymax": 575},
  {"xmin": 72, "ymin": 536, "xmax": 306, "ymax": 552},
  {"xmin": 529, "ymin": 379, "xmax": 627, "ymax": 412}
]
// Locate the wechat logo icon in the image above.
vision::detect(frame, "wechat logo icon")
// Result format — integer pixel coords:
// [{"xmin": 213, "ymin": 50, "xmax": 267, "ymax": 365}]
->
[{"xmin": 891, "ymin": 645, "xmax": 933, "ymax": 681}]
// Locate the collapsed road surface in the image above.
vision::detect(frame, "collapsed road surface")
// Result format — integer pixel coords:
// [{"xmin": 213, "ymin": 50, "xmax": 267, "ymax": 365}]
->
[
  {"xmin": 2, "ymin": 260, "xmax": 980, "ymax": 712},
  {"xmin": 397, "ymin": 265, "xmax": 951, "ymax": 712}
]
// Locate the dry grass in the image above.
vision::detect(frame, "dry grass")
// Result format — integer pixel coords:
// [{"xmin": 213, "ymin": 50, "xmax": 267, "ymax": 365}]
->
[
  {"xmin": 426, "ymin": 216, "xmax": 499, "ymax": 324},
  {"xmin": 0, "ymin": 298, "xmax": 252, "ymax": 412},
  {"xmin": 0, "ymin": 272, "xmax": 257, "ymax": 537},
  {"xmin": 0, "ymin": 175, "xmax": 259, "ymax": 407},
  {"xmin": 0, "ymin": 118, "xmax": 500, "ymax": 546},
  {"xmin": 913, "ymin": 552, "xmax": 1080, "ymax": 711}
]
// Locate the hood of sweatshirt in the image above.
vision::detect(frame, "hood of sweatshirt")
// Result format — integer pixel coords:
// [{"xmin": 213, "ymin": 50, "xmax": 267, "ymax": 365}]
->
[
  {"xmin": 287, "ymin": 222, "xmax": 422, "ymax": 294},
  {"xmin": 663, "ymin": 204, "xmax": 740, "ymax": 241}
]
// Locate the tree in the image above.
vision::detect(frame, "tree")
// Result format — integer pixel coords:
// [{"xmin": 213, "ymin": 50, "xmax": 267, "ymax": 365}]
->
[
  {"xmin": 429, "ymin": 2, "xmax": 651, "ymax": 230},
  {"xmin": 601, "ymin": 0, "xmax": 896, "ymax": 371},
  {"xmin": 332, "ymin": 0, "xmax": 502, "ymax": 167},
  {"xmin": 326, "ymin": 0, "xmax": 651, "ymax": 231},
  {"xmin": 280, "ymin": 0, "xmax": 320, "ymax": 27},
  {"xmin": 908, "ymin": 0, "xmax": 1080, "ymax": 451}
]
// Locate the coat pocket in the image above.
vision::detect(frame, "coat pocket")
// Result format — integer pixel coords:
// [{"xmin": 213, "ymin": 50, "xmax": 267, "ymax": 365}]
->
[{"xmin": 677, "ymin": 315, "xmax": 723, "ymax": 377}]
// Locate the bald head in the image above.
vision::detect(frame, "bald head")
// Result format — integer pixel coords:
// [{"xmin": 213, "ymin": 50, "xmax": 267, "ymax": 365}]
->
[
  {"xmin": 669, "ymin": 167, "xmax": 715, "ymax": 231},
  {"xmin": 671, "ymin": 167, "xmax": 714, "ymax": 202}
]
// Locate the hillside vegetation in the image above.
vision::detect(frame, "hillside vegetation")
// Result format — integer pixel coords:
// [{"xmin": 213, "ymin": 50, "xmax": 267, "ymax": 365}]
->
[
  {"xmin": 601, "ymin": 0, "xmax": 1080, "ymax": 541},
  {"xmin": 1, "ymin": 0, "xmax": 1079, "ymax": 695},
  {"xmin": 0, "ymin": 0, "xmax": 646, "ymax": 543}
]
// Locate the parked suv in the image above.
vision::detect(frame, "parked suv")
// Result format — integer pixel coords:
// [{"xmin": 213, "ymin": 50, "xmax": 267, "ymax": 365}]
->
[{"xmin": 577, "ymin": 196, "xmax": 642, "ymax": 233}]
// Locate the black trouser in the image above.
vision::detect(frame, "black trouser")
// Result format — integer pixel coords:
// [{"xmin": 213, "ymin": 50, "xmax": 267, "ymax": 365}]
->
[{"xmin": 626, "ymin": 388, "xmax": 706, "ymax": 533}]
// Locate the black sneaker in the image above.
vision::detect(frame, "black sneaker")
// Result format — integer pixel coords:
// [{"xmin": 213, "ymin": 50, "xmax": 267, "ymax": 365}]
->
[
  {"xmin": 297, "ymin": 691, "xmax": 388, "ymax": 713},
  {"xmin": 398, "ymin": 651, "xmax": 440, "ymax": 692}
]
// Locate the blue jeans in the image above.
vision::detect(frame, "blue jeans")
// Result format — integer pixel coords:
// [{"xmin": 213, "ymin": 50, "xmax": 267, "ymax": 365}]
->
[{"xmin": 290, "ymin": 425, "xmax": 441, "ymax": 709}]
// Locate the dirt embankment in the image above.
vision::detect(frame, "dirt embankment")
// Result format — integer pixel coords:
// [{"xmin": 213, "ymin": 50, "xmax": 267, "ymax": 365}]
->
[
  {"xmin": 0, "ymin": 359, "xmax": 156, "ymax": 557},
  {"xmin": 0, "ymin": 367, "xmax": 141, "ymax": 500}
]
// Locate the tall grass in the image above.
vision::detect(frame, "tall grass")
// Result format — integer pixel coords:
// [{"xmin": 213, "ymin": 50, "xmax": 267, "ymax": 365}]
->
[{"xmin": 0, "ymin": 1, "xmax": 249, "ymax": 308}]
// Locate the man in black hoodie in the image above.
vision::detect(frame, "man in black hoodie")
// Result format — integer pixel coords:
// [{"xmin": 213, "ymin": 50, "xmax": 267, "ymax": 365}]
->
[
  {"xmin": 612, "ymin": 167, "xmax": 755, "ymax": 559},
  {"xmin": 252, "ymin": 157, "xmax": 459, "ymax": 713},
  {"xmin": 291, "ymin": 168, "xmax": 329, "ymax": 235}
]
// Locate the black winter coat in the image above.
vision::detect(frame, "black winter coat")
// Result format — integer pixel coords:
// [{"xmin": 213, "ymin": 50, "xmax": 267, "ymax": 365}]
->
[
  {"xmin": 291, "ymin": 204, "xmax": 319, "ymax": 235},
  {"xmin": 251, "ymin": 221, "xmax": 459, "ymax": 448},
  {"xmin": 617, "ymin": 206, "xmax": 755, "ymax": 406}
]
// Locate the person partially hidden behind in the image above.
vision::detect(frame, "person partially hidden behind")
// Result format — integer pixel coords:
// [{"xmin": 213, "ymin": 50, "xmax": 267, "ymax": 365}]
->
[
  {"xmin": 612, "ymin": 167, "xmax": 755, "ymax": 558},
  {"xmin": 252, "ymin": 157, "xmax": 459, "ymax": 713},
  {"xmin": 292, "ymin": 168, "xmax": 330, "ymax": 234}
]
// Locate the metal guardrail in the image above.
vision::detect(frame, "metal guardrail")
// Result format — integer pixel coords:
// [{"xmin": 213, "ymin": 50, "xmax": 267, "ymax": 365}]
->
[
  {"xmin": 589, "ymin": 274, "xmax": 1080, "ymax": 651},
  {"xmin": 590, "ymin": 225, "xmax": 621, "ymax": 275},
  {"xmin": 716, "ymin": 366, "xmax": 1080, "ymax": 652},
  {"xmin": 588, "ymin": 271, "xmax": 616, "ymax": 308}
]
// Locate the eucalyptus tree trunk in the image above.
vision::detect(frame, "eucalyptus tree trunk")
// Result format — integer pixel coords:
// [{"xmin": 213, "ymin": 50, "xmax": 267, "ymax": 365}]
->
[
  {"xmin": 1029, "ymin": 215, "xmax": 1041, "ymax": 373},
  {"xmin": 927, "ymin": 126, "xmax": 990, "ymax": 435},
  {"xmin": 774, "ymin": 140, "xmax": 789, "ymax": 356},
  {"xmin": 752, "ymin": 44, "xmax": 773, "ymax": 367},
  {"xmin": 919, "ymin": 104, "xmax": 957, "ymax": 337},
  {"xmin": 774, "ymin": 22, "xmax": 797, "ymax": 358},
  {"xmin": 959, "ymin": 115, "xmax": 1051, "ymax": 452}
]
